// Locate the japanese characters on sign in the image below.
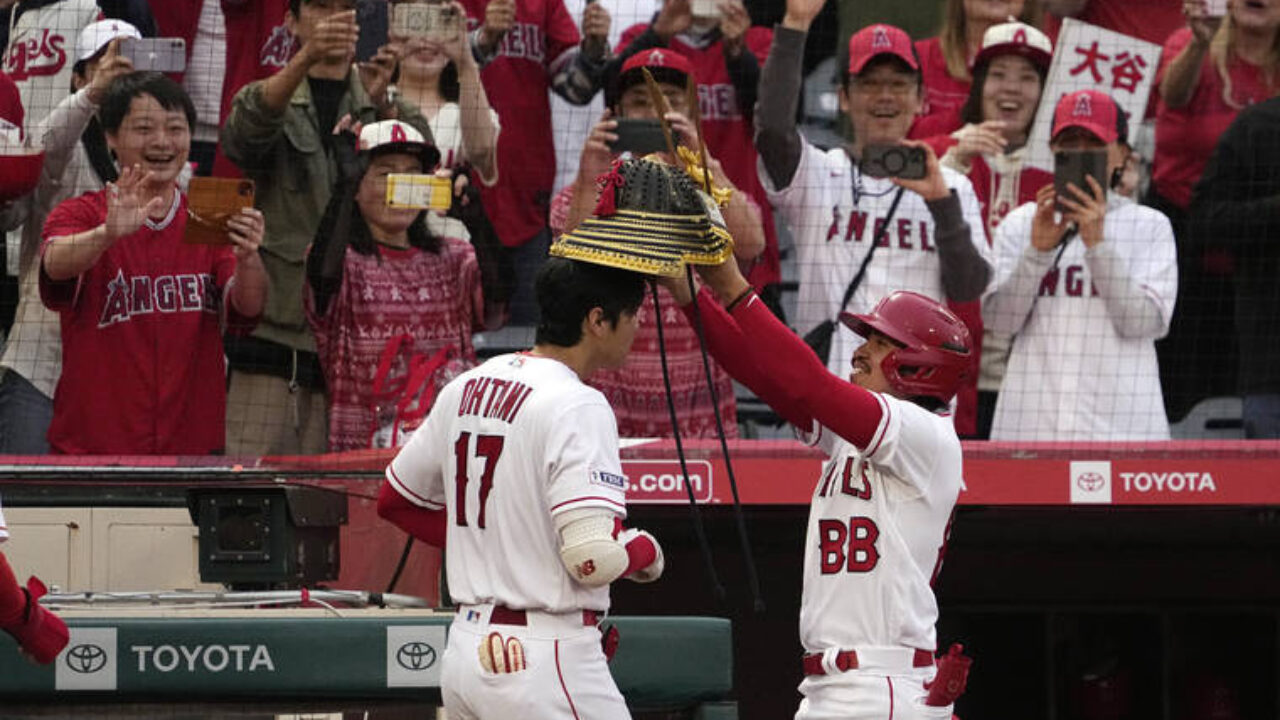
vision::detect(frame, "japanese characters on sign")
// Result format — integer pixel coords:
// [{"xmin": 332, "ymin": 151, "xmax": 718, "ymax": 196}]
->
[{"xmin": 1025, "ymin": 19, "xmax": 1163, "ymax": 172}]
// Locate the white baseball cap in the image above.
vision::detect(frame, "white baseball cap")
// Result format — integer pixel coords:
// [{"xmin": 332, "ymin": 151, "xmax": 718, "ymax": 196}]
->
[
  {"xmin": 358, "ymin": 120, "xmax": 440, "ymax": 168},
  {"xmin": 973, "ymin": 21, "xmax": 1052, "ymax": 73},
  {"xmin": 77, "ymin": 19, "xmax": 142, "ymax": 63}
]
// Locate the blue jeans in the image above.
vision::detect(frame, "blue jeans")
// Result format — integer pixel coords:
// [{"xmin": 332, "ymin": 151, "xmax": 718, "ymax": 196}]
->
[
  {"xmin": 1243, "ymin": 394, "xmax": 1280, "ymax": 439},
  {"xmin": 0, "ymin": 370, "xmax": 53, "ymax": 454}
]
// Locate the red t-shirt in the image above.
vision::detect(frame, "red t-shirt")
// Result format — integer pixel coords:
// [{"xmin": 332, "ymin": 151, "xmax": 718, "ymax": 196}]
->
[
  {"xmin": 1152, "ymin": 27, "xmax": 1275, "ymax": 210},
  {"xmin": 39, "ymin": 189, "xmax": 256, "ymax": 455},
  {"xmin": 306, "ymin": 238, "xmax": 483, "ymax": 452},
  {"xmin": 212, "ymin": 0, "xmax": 295, "ymax": 177},
  {"xmin": 1044, "ymin": 0, "xmax": 1184, "ymax": 47},
  {"xmin": 550, "ymin": 185, "xmax": 737, "ymax": 438},
  {"xmin": 911, "ymin": 37, "xmax": 971, "ymax": 140},
  {"xmin": 458, "ymin": 0, "xmax": 580, "ymax": 247},
  {"xmin": 617, "ymin": 25, "xmax": 780, "ymax": 286}
]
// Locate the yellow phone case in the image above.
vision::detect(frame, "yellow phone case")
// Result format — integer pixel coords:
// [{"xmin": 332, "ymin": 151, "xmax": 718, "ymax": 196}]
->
[{"xmin": 386, "ymin": 174, "xmax": 452, "ymax": 211}]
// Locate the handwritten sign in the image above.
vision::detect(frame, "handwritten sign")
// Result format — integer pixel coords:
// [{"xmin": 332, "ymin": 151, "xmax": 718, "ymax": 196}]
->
[{"xmin": 1025, "ymin": 19, "xmax": 1163, "ymax": 171}]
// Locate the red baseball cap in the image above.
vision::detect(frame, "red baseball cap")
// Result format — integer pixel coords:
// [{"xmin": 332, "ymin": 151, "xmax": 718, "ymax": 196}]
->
[
  {"xmin": 0, "ymin": 70, "xmax": 44, "ymax": 204},
  {"xmin": 1051, "ymin": 89, "xmax": 1121, "ymax": 143},
  {"xmin": 847, "ymin": 24, "xmax": 919, "ymax": 76},
  {"xmin": 621, "ymin": 48, "xmax": 694, "ymax": 78},
  {"xmin": 0, "ymin": 70, "xmax": 23, "ymax": 142}
]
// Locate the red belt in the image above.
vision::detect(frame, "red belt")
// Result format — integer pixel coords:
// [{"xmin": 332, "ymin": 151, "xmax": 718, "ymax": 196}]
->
[
  {"xmin": 489, "ymin": 605, "xmax": 601, "ymax": 627},
  {"xmin": 803, "ymin": 648, "xmax": 935, "ymax": 676}
]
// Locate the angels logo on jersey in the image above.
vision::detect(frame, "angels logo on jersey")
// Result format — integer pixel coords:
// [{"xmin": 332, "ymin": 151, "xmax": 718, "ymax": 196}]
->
[
  {"xmin": 1037, "ymin": 264, "xmax": 1099, "ymax": 298},
  {"xmin": 98, "ymin": 270, "xmax": 220, "ymax": 329},
  {"xmin": 4, "ymin": 29, "xmax": 69, "ymax": 82},
  {"xmin": 260, "ymin": 25, "xmax": 297, "ymax": 68},
  {"xmin": 826, "ymin": 208, "xmax": 937, "ymax": 251},
  {"xmin": 698, "ymin": 84, "xmax": 742, "ymax": 121}
]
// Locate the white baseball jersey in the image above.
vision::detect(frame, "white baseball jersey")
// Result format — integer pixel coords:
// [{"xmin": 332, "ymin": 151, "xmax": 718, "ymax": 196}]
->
[
  {"xmin": 0, "ymin": 495, "xmax": 8, "ymax": 543},
  {"xmin": 762, "ymin": 141, "xmax": 990, "ymax": 377},
  {"xmin": 387, "ymin": 353, "xmax": 628, "ymax": 613},
  {"xmin": 985, "ymin": 196, "xmax": 1177, "ymax": 441},
  {"xmin": 796, "ymin": 393, "xmax": 962, "ymax": 654},
  {"xmin": 2, "ymin": 0, "xmax": 100, "ymax": 130}
]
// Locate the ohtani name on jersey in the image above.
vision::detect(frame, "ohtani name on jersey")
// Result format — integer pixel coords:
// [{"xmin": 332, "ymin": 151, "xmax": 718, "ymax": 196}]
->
[
  {"xmin": 457, "ymin": 377, "xmax": 533, "ymax": 424},
  {"xmin": 1038, "ymin": 264, "xmax": 1099, "ymax": 297},
  {"xmin": 826, "ymin": 210, "xmax": 935, "ymax": 251},
  {"xmin": 99, "ymin": 270, "xmax": 221, "ymax": 328}
]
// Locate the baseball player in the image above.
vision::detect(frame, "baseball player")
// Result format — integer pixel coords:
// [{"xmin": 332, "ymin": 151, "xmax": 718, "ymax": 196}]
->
[
  {"xmin": 662, "ymin": 248, "xmax": 973, "ymax": 719},
  {"xmin": 0, "ymin": 498, "xmax": 69, "ymax": 664},
  {"xmin": 379, "ymin": 256, "xmax": 664, "ymax": 719},
  {"xmin": 984, "ymin": 90, "xmax": 1177, "ymax": 441},
  {"xmin": 755, "ymin": 0, "xmax": 991, "ymax": 380}
]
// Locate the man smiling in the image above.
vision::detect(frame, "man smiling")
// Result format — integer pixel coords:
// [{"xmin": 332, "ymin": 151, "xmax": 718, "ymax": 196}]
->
[
  {"xmin": 754, "ymin": 0, "xmax": 991, "ymax": 384},
  {"xmin": 40, "ymin": 72, "xmax": 268, "ymax": 454}
]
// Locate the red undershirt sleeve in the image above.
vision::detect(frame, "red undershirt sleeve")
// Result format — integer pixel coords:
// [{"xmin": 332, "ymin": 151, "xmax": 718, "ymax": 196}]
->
[
  {"xmin": 377, "ymin": 481, "xmax": 447, "ymax": 548},
  {"xmin": 681, "ymin": 287, "xmax": 816, "ymax": 431},
  {"xmin": 722, "ymin": 291, "xmax": 884, "ymax": 449}
]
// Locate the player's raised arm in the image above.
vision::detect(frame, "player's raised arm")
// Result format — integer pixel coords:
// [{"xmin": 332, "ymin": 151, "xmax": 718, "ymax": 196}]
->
[{"xmin": 663, "ymin": 262, "xmax": 886, "ymax": 449}]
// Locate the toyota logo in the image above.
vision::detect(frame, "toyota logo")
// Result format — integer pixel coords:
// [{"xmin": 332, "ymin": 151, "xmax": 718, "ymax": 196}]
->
[
  {"xmin": 65, "ymin": 644, "xmax": 108, "ymax": 674},
  {"xmin": 1077, "ymin": 472, "xmax": 1105, "ymax": 491},
  {"xmin": 396, "ymin": 641, "xmax": 437, "ymax": 671}
]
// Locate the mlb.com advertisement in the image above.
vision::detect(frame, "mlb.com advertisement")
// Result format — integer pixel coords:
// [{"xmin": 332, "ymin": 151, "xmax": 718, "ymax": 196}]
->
[{"xmin": 617, "ymin": 440, "xmax": 1280, "ymax": 506}]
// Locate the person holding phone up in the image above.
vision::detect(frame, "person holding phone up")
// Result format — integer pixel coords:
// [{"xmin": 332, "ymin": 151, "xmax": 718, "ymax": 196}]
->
[
  {"xmin": 984, "ymin": 89, "xmax": 1178, "ymax": 441},
  {"xmin": 40, "ymin": 72, "xmax": 268, "ymax": 454},
  {"xmin": 756, "ymin": 0, "xmax": 990, "ymax": 397},
  {"xmin": 221, "ymin": 0, "xmax": 432, "ymax": 456},
  {"xmin": 549, "ymin": 48, "xmax": 764, "ymax": 438}
]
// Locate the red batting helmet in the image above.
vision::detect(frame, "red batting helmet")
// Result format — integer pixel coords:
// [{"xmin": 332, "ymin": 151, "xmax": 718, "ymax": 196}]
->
[{"xmin": 839, "ymin": 291, "xmax": 973, "ymax": 404}]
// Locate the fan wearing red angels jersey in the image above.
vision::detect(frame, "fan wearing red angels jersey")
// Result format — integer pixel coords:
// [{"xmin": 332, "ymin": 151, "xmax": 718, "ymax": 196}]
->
[
  {"xmin": 379, "ymin": 256, "xmax": 663, "ymax": 720},
  {"xmin": 39, "ymin": 72, "xmax": 267, "ymax": 454},
  {"xmin": 611, "ymin": 0, "xmax": 784, "ymax": 306},
  {"xmin": 662, "ymin": 250, "xmax": 973, "ymax": 719}
]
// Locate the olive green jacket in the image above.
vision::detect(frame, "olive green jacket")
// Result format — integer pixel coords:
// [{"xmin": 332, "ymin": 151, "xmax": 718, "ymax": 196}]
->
[{"xmin": 221, "ymin": 68, "xmax": 431, "ymax": 352}]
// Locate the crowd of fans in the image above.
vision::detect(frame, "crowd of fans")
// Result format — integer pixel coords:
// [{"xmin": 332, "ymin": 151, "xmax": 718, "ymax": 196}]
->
[{"xmin": 0, "ymin": 0, "xmax": 1277, "ymax": 455}]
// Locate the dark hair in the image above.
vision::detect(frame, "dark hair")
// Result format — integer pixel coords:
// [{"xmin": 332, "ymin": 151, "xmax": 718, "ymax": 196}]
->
[
  {"xmin": 606, "ymin": 65, "xmax": 689, "ymax": 109},
  {"xmin": 440, "ymin": 61, "xmax": 460, "ymax": 103},
  {"xmin": 289, "ymin": 0, "xmax": 302, "ymax": 15},
  {"xmin": 99, "ymin": 72, "xmax": 196, "ymax": 134},
  {"xmin": 313, "ymin": 148, "xmax": 440, "ymax": 262},
  {"xmin": 959, "ymin": 59, "xmax": 1048, "ymax": 127},
  {"xmin": 534, "ymin": 257, "xmax": 646, "ymax": 347},
  {"xmin": 836, "ymin": 53, "xmax": 923, "ymax": 90}
]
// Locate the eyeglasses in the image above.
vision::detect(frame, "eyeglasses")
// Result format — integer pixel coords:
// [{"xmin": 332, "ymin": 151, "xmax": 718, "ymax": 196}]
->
[{"xmin": 850, "ymin": 77, "xmax": 916, "ymax": 96}]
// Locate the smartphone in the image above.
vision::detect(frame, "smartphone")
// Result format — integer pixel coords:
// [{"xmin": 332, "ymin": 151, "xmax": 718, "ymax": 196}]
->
[
  {"xmin": 1054, "ymin": 149, "xmax": 1109, "ymax": 212},
  {"xmin": 392, "ymin": 2, "xmax": 461, "ymax": 42},
  {"xmin": 691, "ymin": 0, "xmax": 721, "ymax": 19},
  {"xmin": 356, "ymin": 0, "xmax": 390, "ymax": 62},
  {"xmin": 1203, "ymin": 0, "xmax": 1228, "ymax": 17},
  {"xmin": 387, "ymin": 173, "xmax": 453, "ymax": 211},
  {"xmin": 185, "ymin": 178, "xmax": 255, "ymax": 245},
  {"xmin": 608, "ymin": 118, "xmax": 669, "ymax": 156},
  {"xmin": 120, "ymin": 38, "xmax": 187, "ymax": 73},
  {"xmin": 861, "ymin": 144, "xmax": 928, "ymax": 180}
]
